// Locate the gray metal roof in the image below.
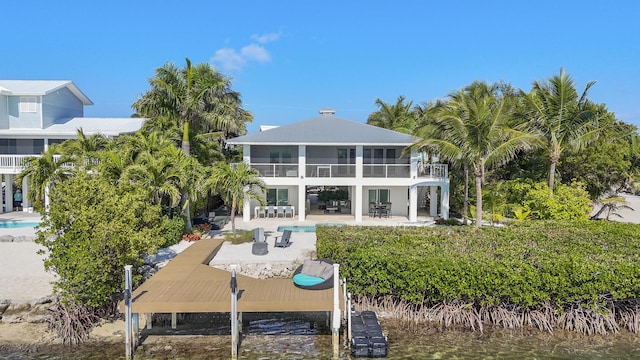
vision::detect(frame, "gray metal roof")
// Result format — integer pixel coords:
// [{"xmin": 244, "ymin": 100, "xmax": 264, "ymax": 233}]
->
[
  {"xmin": 0, "ymin": 117, "xmax": 145, "ymax": 138},
  {"xmin": 228, "ymin": 114, "xmax": 415, "ymax": 146},
  {"xmin": 0, "ymin": 80, "xmax": 93, "ymax": 105}
]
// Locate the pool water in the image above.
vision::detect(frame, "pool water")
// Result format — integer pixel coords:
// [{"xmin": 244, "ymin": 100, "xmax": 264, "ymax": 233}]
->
[
  {"xmin": 277, "ymin": 223, "xmax": 343, "ymax": 233},
  {"xmin": 0, "ymin": 221, "xmax": 40, "ymax": 228}
]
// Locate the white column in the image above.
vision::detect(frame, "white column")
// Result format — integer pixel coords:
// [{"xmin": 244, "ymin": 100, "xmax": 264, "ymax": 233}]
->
[
  {"xmin": 409, "ymin": 185, "xmax": 418, "ymax": 222},
  {"xmin": 441, "ymin": 182, "xmax": 450, "ymax": 219},
  {"xmin": 298, "ymin": 146, "xmax": 306, "ymax": 222},
  {"xmin": 355, "ymin": 146, "xmax": 363, "ymax": 179},
  {"xmin": 4, "ymin": 175, "xmax": 13, "ymax": 212},
  {"xmin": 354, "ymin": 184, "xmax": 362, "ymax": 222},
  {"xmin": 242, "ymin": 194, "xmax": 251, "ymax": 222},
  {"xmin": 242, "ymin": 146, "xmax": 251, "ymax": 222},
  {"xmin": 430, "ymin": 186, "xmax": 438, "ymax": 217},
  {"xmin": 331, "ymin": 263, "xmax": 341, "ymax": 356},
  {"xmin": 21, "ymin": 176, "xmax": 29, "ymax": 211},
  {"xmin": 298, "ymin": 185, "xmax": 306, "ymax": 222}
]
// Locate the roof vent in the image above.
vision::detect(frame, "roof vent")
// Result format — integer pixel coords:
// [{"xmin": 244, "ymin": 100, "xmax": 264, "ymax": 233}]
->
[{"xmin": 319, "ymin": 108, "xmax": 336, "ymax": 115}]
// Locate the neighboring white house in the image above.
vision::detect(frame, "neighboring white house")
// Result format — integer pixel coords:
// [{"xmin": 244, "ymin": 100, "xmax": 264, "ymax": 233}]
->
[
  {"xmin": 0, "ymin": 80, "xmax": 145, "ymax": 211},
  {"xmin": 227, "ymin": 109, "xmax": 450, "ymax": 223}
]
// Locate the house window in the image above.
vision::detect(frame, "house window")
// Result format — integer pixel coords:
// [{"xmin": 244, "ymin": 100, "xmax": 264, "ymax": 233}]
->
[
  {"xmin": 19, "ymin": 97, "xmax": 37, "ymax": 113},
  {"xmin": 368, "ymin": 189, "xmax": 390, "ymax": 203},
  {"xmin": 266, "ymin": 189, "xmax": 289, "ymax": 205}
]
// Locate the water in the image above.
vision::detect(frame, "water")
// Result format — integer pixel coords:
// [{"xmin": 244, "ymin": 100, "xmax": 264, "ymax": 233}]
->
[
  {"xmin": 0, "ymin": 221, "xmax": 39, "ymax": 229},
  {"xmin": 277, "ymin": 223, "xmax": 344, "ymax": 233},
  {"xmin": 2, "ymin": 315, "xmax": 639, "ymax": 359}
]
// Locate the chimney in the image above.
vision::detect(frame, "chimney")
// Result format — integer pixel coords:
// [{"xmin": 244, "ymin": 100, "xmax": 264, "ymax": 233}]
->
[{"xmin": 319, "ymin": 108, "xmax": 336, "ymax": 115}]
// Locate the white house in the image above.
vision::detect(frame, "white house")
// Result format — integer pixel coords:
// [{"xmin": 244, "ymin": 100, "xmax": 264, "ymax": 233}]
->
[
  {"xmin": 227, "ymin": 109, "xmax": 450, "ymax": 223},
  {"xmin": 0, "ymin": 80, "xmax": 145, "ymax": 211}
]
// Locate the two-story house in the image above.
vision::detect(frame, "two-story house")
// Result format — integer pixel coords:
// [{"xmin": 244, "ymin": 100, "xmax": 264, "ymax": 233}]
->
[
  {"xmin": 227, "ymin": 109, "xmax": 450, "ymax": 223},
  {"xmin": 0, "ymin": 80, "xmax": 144, "ymax": 211}
]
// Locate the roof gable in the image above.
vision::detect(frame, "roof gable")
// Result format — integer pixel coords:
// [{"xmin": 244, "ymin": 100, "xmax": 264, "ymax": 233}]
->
[
  {"xmin": 0, "ymin": 80, "xmax": 93, "ymax": 105},
  {"xmin": 228, "ymin": 114, "xmax": 415, "ymax": 145}
]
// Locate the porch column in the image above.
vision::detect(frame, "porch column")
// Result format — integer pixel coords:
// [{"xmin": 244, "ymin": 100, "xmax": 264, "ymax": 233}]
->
[
  {"xmin": 21, "ymin": 176, "xmax": 30, "ymax": 211},
  {"xmin": 298, "ymin": 146, "xmax": 306, "ymax": 222},
  {"xmin": 5, "ymin": 175, "xmax": 13, "ymax": 212},
  {"xmin": 409, "ymin": 185, "xmax": 418, "ymax": 222},
  {"xmin": 429, "ymin": 186, "xmax": 438, "ymax": 217},
  {"xmin": 298, "ymin": 185, "xmax": 306, "ymax": 222},
  {"xmin": 440, "ymin": 182, "xmax": 450, "ymax": 219},
  {"xmin": 354, "ymin": 183, "xmax": 362, "ymax": 222},
  {"xmin": 242, "ymin": 194, "xmax": 251, "ymax": 222},
  {"xmin": 242, "ymin": 145, "xmax": 251, "ymax": 222},
  {"xmin": 355, "ymin": 146, "xmax": 363, "ymax": 179}
]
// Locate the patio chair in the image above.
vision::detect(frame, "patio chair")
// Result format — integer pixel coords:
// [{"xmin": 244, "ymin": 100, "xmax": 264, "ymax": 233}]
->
[
  {"xmin": 277, "ymin": 206, "xmax": 285, "ymax": 218},
  {"xmin": 284, "ymin": 205, "xmax": 294, "ymax": 218},
  {"xmin": 274, "ymin": 229, "xmax": 293, "ymax": 248},
  {"xmin": 253, "ymin": 227, "xmax": 267, "ymax": 242},
  {"xmin": 381, "ymin": 202, "xmax": 392, "ymax": 218},
  {"xmin": 267, "ymin": 205, "xmax": 276, "ymax": 218},
  {"xmin": 368, "ymin": 202, "xmax": 376, "ymax": 217}
]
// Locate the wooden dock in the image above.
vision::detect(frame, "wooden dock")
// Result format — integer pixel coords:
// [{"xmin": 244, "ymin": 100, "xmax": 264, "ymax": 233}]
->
[{"xmin": 122, "ymin": 239, "xmax": 343, "ymax": 314}]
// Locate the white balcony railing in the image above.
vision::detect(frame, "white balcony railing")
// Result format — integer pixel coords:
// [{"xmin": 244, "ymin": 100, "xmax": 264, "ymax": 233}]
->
[
  {"xmin": 251, "ymin": 163, "xmax": 300, "ymax": 178},
  {"xmin": 248, "ymin": 162, "xmax": 448, "ymax": 180}
]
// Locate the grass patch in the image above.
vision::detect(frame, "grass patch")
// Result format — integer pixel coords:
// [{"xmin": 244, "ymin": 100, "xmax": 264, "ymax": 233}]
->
[{"xmin": 224, "ymin": 230, "xmax": 253, "ymax": 244}]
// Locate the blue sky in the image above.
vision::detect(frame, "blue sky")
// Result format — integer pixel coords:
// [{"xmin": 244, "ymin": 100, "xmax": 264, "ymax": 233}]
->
[{"xmin": 2, "ymin": 1, "xmax": 639, "ymax": 133}]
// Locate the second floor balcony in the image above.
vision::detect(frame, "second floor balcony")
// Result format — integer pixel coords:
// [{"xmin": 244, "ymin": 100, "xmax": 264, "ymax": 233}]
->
[{"xmin": 248, "ymin": 162, "xmax": 448, "ymax": 180}]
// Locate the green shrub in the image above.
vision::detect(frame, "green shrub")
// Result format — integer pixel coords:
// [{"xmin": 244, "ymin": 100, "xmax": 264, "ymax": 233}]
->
[
  {"xmin": 158, "ymin": 215, "xmax": 186, "ymax": 248},
  {"xmin": 317, "ymin": 221, "xmax": 640, "ymax": 309}
]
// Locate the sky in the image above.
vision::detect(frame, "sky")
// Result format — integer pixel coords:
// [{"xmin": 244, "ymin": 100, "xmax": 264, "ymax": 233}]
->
[{"xmin": 2, "ymin": 1, "xmax": 639, "ymax": 134}]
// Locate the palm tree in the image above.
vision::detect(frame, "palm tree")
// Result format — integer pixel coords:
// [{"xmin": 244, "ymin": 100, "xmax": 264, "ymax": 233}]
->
[
  {"xmin": 367, "ymin": 96, "xmax": 417, "ymax": 134},
  {"xmin": 133, "ymin": 58, "xmax": 252, "ymax": 230},
  {"xmin": 17, "ymin": 145, "xmax": 72, "ymax": 210},
  {"xmin": 412, "ymin": 81, "xmax": 541, "ymax": 226},
  {"xmin": 204, "ymin": 162, "xmax": 266, "ymax": 234},
  {"xmin": 521, "ymin": 69, "xmax": 602, "ymax": 193},
  {"xmin": 60, "ymin": 129, "xmax": 108, "ymax": 170}
]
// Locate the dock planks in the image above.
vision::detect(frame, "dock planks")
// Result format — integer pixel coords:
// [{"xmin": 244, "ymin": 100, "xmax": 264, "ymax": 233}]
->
[{"xmin": 122, "ymin": 239, "xmax": 342, "ymax": 314}]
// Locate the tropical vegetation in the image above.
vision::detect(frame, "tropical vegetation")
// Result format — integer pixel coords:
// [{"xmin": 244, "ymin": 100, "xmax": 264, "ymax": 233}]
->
[{"xmin": 17, "ymin": 63, "xmax": 640, "ymax": 342}]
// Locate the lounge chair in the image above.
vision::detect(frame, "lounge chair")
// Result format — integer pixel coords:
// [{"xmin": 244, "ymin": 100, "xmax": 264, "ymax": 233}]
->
[
  {"xmin": 274, "ymin": 229, "xmax": 293, "ymax": 248},
  {"xmin": 253, "ymin": 227, "xmax": 267, "ymax": 242},
  {"xmin": 292, "ymin": 258, "xmax": 335, "ymax": 290}
]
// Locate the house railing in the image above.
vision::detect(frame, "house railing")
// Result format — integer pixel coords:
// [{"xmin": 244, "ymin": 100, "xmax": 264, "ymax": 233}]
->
[
  {"xmin": 306, "ymin": 164, "xmax": 356, "ymax": 178},
  {"xmin": 0, "ymin": 154, "xmax": 76, "ymax": 174},
  {"xmin": 418, "ymin": 163, "xmax": 448, "ymax": 179},
  {"xmin": 250, "ymin": 163, "xmax": 300, "ymax": 177},
  {"xmin": 362, "ymin": 164, "xmax": 410, "ymax": 178},
  {"xmin": 247, "ymin": 162, "xmax": 448, "ymax": 179}
]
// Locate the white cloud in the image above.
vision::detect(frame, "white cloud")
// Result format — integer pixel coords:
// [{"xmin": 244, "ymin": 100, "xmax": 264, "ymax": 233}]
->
[
  {"xmin": 251, "ymin": 32, "xmax": 280, "ymax": 44},
  {"xmin": 241, "ymin": 44, "xmax": 271, "ymax": 63},
  {"xmin": 210, "ymin": 48, "xmax": 246, "ymax": 71},
  {"xmin": 211, "ymin": 32, "xmax": 280, "ymax": 71}
]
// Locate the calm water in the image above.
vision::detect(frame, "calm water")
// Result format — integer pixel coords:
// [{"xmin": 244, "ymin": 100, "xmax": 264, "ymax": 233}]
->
[{"xmin": 2, "ymin": 314, "xmax": 639, "ymax": 359}]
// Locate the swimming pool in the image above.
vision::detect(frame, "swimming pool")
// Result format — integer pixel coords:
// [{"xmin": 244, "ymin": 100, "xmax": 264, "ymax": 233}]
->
[
  {"xmin": 276, "ymin": 223, "xmax": 343, "ymax": 232},
  {"xmin": 0, "ymin": 221, "xmax": 40, "ymax": 228}
]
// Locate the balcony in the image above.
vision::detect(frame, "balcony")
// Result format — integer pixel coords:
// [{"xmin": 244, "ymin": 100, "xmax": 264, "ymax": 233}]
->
[
  {"xmin": 0, "ymin": 155, "xmax": 39, "ymax": 174},
  {"xmin": 363, "ymin": 164, "xmax": 410, "ymax": 178},
  {"xmin": 306, "ymin": 164, "xmax": 355, "ymax": 178},
  {"xmin": 418, "ymin": 163, "xmax": 448, "ymax": 179},
  {"xmin": 251, "ymin": 163, "xmax": 300, "ymax": 178}
]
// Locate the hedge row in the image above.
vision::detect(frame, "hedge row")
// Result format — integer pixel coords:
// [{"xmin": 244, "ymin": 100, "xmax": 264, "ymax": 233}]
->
[{"xmin": 316, "ymin": 221, "xmax": 640, "ymax": 309}]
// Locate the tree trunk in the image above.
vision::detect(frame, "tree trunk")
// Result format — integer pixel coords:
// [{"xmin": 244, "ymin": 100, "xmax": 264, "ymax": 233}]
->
[
  {"xmin": 548, "ymin": 160, "xmax": 557, "ymax": 194},
  {"xmin": 475, "ymin": 174, "xmax": 483, "ymax": 227},
  {"xmin": 463, "ymin": 165, "xmax": 469, "ymax": 224},
  {"xmin": 182, "ymin": 122, "xmax": 192, "ymax": 232}
]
